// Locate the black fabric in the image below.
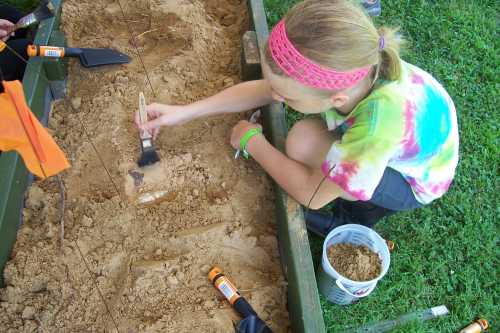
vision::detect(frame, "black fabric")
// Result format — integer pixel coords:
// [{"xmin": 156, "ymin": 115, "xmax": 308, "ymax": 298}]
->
[
  {"xmin": 0, "ymin": 5, "xmax": 31, "ymax": 82},
  {"xmin": 305, "ymin": 167, "xmax": 424, "ymax": 235}
]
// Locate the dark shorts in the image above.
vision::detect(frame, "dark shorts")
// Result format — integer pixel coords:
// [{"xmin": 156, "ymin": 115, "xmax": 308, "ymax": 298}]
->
[
  {"xmin": 0, "ymin": 5, "xmax": 31, "ymax": 83},
  {"xmin": 331, "ymin": 167, "xmax": 423, "ymax": 227}
]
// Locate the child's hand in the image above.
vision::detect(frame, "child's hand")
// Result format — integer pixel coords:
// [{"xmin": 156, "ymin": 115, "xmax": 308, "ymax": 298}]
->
[
  {"xmin": 134, "ymin": 103, "xmax": 189, "ymax": 140},
  {"xmin": 230, "ymin": 120, "xmax": 263, "ymax": 150},
  {"xmin": 0, "ymin": 20, "xmax": 14, "ymax": 42}
]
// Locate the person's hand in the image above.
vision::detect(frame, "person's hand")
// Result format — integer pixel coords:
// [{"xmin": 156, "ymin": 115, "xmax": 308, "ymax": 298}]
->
[
  {"xmin": 0, "ymin": 19, "xmax": 15, "ymax": 42},
  {"xmin": 134, "ymin": 103, "xmax": 190, "ymax": 140},
  {"xmin": 230, "ymin": 120, "xmax": 263, "ymax": 150}
]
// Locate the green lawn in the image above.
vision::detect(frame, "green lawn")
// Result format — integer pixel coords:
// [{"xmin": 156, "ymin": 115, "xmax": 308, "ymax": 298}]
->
[
  {"xmin": 264, "ymin": 0, "xmax": 499, "ymax": 332},
  {"xmin": 0, "ymin": 0, "xmax": 39, "ymax": 12}
]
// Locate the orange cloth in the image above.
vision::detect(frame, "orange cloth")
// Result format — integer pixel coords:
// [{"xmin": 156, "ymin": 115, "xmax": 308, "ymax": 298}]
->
[{"xmin": 0, "ymin": 80, "xmax": 69, "ymax": 178}]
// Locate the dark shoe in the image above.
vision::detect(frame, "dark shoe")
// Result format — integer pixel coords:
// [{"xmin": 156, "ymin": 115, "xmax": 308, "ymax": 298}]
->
[
  {"xmin": 361, "ymin": 0, "xmax": 381, "ymax": 16},
  {"xmin": 303, "ymin": 210, "xmax": 340, "ymax": 238}
]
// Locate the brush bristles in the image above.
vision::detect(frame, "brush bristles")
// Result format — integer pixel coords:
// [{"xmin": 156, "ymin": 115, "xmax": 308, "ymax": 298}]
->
[{"xmin": 138, "ymin": 150, "xmax": 160, "ymax": 167}]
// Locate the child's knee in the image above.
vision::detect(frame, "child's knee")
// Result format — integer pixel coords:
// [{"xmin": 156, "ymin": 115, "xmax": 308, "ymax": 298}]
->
[{"xmin": 286, "ymin": 119, "xmax": 330, "ymax": 166}]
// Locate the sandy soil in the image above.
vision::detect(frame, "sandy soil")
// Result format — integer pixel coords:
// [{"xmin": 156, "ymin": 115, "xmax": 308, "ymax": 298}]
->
[
  {"xmin": 328, "ymin": 243, "xmax": 382, "ymax": 281},
  {"xmin": 0, "ymin": 0, "xmax": 289, "ymax": 332}
]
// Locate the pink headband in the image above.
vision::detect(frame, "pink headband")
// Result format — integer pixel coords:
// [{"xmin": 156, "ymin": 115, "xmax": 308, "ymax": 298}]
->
[{"xmin": 268, "ymin": 20, "xmax": 371, "ymax": 90}]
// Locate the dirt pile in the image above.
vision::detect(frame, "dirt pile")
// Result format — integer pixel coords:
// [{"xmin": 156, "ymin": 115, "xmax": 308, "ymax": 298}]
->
[
  {"xmin": 0, "ymin": 0, "xmax": 289, "ymax": 332},
  {"xmin": 327, "ymin": 243, "xmax": 382, "ymax": 281}
]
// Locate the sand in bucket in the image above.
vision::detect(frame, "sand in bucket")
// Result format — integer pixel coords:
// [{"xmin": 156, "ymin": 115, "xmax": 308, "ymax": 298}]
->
[
  {"xmin": 328, "ymin": 243, "xmax": 382, "ymax": 282},
  {"xmin": 317, "ymin": 224, "xmax": 390, "ymax": 305}
]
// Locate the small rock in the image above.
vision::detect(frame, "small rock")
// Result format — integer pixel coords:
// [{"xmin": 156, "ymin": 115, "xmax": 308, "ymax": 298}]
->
[
  {"xmin": 155, "ymin": 249, "xmax": 162, "ymax": 256},
  {"xmin": 182, "ymin": 153, "xmax": 193, "ymax": 163},
  {"xmin": 221, "ymin": 14, "xmax": 237, "ymax": 26},
  {"xmin": 26, "ymin": 186, "xmax": 45, "ymax": 211},
  {"xmin": 176, "ymin": 271, "xmax": 185, "ymax": 281},
  {"xmin": 30, "ymin": 278, "xmax": 47, "ymax": 293},
  {"xmin": 192, "ymin": 189, "xmax": 199, "ymax": 197},
  {"xmin": 116, "ymin": 76, "xmax": 129, "ymax": 84},
  {"xmin": 70, "ymin": 97, "xmax": 82, "ymax": 110},
  {"xmin": 22, "ymin": 306, "xmax": 35, "ymax": 320},
  {"xmin": 13, "ymin": 303, "xmax": 24, "ymax": 314},
  {"xmin": 46, "ymin": 224, "xmax": 55, "ymax": 238},
  {"xmin": 81, "ymin": 215, "xmax": 93, "ymax": 227},
  {"xmin": 22, "ymin": 227, "xmax": 33, "ymax": 235},
  {"xmin": 221, "ymin": 182, "xmax": 226, "ymax": 189},
  {"xmin": 203, "ymin": 300, "xmax": 215, "ymax": 309},
  {"xmin": 167, "ymin": 275, "xmax": 179, "ymax": 286},
  {"xmin": 162, "ymin": 75, "xmax": 169, "ymax": 83},
  {"xmin": 222, "ymin": 77, "xmax": 234, "ymax": 87}
]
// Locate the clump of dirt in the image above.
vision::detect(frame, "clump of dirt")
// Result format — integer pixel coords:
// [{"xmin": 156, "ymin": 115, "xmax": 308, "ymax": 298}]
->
[
  {"xmin": 327, "ymin": 243, "xmax": 382, "ymax": 281},
  {"xmin": 0, "ymin": 0, "xmax": 289, "ymax": 332}
]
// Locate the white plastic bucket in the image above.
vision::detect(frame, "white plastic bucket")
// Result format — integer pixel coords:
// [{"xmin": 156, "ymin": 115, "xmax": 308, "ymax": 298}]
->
[{"xmin": 316, "ymin": 224, "xmax": 390, "ymax": 305}]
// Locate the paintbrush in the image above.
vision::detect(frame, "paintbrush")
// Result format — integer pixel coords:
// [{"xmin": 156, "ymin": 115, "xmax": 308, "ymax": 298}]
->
[
  {"xmin": 137, "ymin": 92, "xmax": 160, "ymax": 167},
  {"xmin": 9, "ymin": 0, "xmax": 55, "ymax": 34}
]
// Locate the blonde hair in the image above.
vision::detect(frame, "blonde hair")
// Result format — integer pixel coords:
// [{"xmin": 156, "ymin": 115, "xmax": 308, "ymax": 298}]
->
[{"xmin": 264, "ymin": 0, "xmax": 404, "ymax": 86}]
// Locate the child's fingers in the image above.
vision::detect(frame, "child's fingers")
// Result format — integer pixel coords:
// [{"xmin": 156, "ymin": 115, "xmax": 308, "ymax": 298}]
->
[
  {"xmin": 145, "ymin": 103, "xmax": 165, "ymax": 117},
  {"xmin": 141, "ymin": 117, "xmax": 165, "ymax": 132},
  {"xmin": 134, "ymin": 111, "xmax": 141, "ymax": 128},
  {"xmin": 152, "ymin": 128, "xmax": 160, "ymax": 140}
]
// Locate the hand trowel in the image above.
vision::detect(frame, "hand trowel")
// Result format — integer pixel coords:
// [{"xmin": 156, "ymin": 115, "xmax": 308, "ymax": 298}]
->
[{"xmin": 27, "ymin": 45, "xmax": 131, "ymax": 68}]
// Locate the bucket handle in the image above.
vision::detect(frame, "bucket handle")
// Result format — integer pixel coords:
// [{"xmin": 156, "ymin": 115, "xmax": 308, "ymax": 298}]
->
[{"xmin": 335, "ymin": 278, "xmax": 376, "ymax": 298}]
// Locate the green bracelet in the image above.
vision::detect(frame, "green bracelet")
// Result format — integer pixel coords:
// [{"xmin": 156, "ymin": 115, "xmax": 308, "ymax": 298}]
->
[{"xmin": 239, "ymin": 127, "xmax": 263, "ymax": 159}]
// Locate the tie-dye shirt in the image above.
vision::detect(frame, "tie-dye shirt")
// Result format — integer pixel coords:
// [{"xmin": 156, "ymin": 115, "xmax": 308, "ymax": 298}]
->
[{"xmin": 321, "ymin": 61, "xmax": 459, "ymax": 204}]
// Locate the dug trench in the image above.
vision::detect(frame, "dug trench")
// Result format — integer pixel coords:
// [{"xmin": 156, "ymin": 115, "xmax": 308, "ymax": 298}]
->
[{"xmin": 0, "ymin": 0, "xmax": 289, "ymax": 332}]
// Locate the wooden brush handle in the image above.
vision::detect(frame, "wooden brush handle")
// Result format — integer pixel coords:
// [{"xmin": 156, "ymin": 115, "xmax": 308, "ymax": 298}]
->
[{"xmin": 138, "ymin": 92, "xmax": 151, "ymax": 139}]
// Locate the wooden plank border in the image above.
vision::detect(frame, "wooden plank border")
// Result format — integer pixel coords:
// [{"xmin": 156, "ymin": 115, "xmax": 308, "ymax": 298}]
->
[
  {"xmin": 246, "ymin": 1, "xmax": 327, "ymax": 332},
  {"xmin": 0, "ymin": 0, "xmax": 65, "ymax": 287}
]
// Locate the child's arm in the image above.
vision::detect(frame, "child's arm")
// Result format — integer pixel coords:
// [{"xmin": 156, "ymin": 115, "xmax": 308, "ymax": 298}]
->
[
  {"xmin": 137, "ymin": 80, "xmax": 273, "ymax": 137},
  {"xmin": 232, "ymin": 122, "xmax": 343, "ymax": 209}
]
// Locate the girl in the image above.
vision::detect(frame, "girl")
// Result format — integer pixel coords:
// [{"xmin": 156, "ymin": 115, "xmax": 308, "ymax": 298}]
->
[{"xmin": 136, "ymin": 0, "xmax": 458, "ymax": 236}]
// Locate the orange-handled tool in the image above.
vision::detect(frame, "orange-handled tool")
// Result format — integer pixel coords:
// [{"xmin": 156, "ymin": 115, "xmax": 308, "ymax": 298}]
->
[
  {"xmin": 208, "ymin": 267, "xmax": 273, "ymax": 333},
  {"xmin": 459, "ymin": 319, "xmax": 489, "ymax": 333},
  {"xmin": 27, "ymin": 45, "xmax": 131, "ymax": 68},
  {"xmin": 27, "ymin": 45, "xmax": 74, "ymax": 58}
]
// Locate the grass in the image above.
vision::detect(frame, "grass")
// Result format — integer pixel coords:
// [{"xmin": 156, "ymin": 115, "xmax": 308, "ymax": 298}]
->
[
  {"xmin": 264, "ymin": 0, "xmax": 499, "ymax": 332},
  {"xmin": 0, "ymin": 0, "xmax": 39, "ymax": 12}
]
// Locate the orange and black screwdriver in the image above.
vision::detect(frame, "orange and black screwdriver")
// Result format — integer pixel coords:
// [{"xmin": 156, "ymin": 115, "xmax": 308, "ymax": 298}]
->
[{"xmin": 209, "ymin": 267, "xmax": 273, "ymax": 333}]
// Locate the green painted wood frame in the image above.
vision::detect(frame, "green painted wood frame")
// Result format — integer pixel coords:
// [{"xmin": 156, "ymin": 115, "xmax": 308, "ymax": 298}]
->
[
  {"xmin": 246, "ymin": 1, "xmax": 327, "ymax": 332},
  {"xmin": 0, "ymin": 0, "xmax": 65, "ymax": 287}
]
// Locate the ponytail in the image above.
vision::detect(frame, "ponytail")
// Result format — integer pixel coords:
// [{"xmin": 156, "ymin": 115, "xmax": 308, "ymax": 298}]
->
[{"xmin": 377, "ymin": 26, "xmax": 404, "ymax": 81}]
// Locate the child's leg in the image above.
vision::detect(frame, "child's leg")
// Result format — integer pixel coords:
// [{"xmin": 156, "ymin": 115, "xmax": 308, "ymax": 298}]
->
[
  {"xmin": 305, "ymin": 167, "xmax": 423, "ymax": 236},
  {"xmin": 286, "ymin": 118, "xmax": 340, "ymax": 170}
]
